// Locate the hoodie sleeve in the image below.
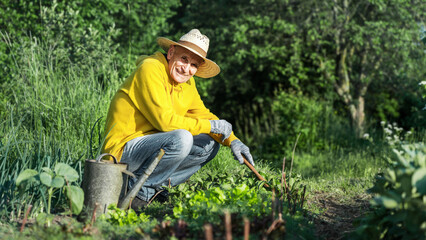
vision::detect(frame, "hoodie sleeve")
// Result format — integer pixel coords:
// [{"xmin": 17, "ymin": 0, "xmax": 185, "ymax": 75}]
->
[{"xmin": 185, "ymin": 80, "xmax": 239, "ymax": 146}]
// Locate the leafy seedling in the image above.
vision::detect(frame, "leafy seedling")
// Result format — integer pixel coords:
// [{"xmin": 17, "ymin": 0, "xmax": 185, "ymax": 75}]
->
[{"xmin": 16, "ymin": 163, "xmax": 84, "ymax": 225}]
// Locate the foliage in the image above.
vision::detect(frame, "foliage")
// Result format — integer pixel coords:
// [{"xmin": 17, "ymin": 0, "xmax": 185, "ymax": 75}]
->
[
  {"xmin": 420, "ymin": 25, "xmax": 426, "ymax": 111},
  {"xmin": 16, "ymin": 162, "xmax": 84, "ymax": 215},
  {"xmin": 260, "ymin": 92, "xmax": 338, "ymax": 159},
  {"xmin": 381, "ymin": 121, "xmax": 413, "ymax": 147},
  {"xmin": 0, "ymin": 3, "xmax": 120, "ymax": 134},
  {"xmin": 0, "ymin": 0, "xmax": 43, "ymax": 84},
  {"xmin": 178, "ymin": 0, "xmax": 317, "ymax": 149},
  {"xmin": 166, "ymin": 148, "xmax": 311, "ymax": 236},
  {"xmin": 0, "ymin": 0, "xmax": 180, "ymax": 80},
  {"xmin": 102, "ymin": 204, "xmax": 151, "ymax": 226},
  {"xmin": 173, "ymin": 184, "xmax": 269, "ymax": 223},
  {"xmin": 177, "ymin": 0, "xmax": 426, "ymax": 149},
  {"xmin": 307, "ymin": 0, "xmax": 425, "ymax": 137},
  {"xmin": 353, "ymin": 143, "xmax": 426, "ymax": 239}
]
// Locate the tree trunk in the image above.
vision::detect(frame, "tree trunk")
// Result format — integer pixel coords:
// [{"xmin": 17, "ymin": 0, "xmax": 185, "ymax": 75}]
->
[
  {"xmin": 335, "ymin": 81, "xmax": 367, "ymax": 138},
  {"xmin": 333, "ymin": 45, "xmax": 368, "ymax": 138},
  {"xmin": 348, "ymin": 94, "xmax": 366, "ymax": 138}
]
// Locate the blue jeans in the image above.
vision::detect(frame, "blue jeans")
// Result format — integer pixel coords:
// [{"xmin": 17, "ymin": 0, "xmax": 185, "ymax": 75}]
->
[{"xmin": 120, "ymin": 129, "xmax": 220, "ymax": 202}]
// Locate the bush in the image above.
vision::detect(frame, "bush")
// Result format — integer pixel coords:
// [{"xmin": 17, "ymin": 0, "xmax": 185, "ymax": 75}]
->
[
  {"xmin": 353, "ymin": 143, "xmax": 426, "ymax": 239},
  {"xmin": 258, "ymin": 91, "xmax": 349, "ymax": 162}
]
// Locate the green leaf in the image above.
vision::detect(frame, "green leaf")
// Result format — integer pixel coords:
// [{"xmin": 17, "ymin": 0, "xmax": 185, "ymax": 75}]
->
[
  {"xmin": 222, "ymin": 183, "xmax": 232, "ymax": 190},
  {"xmin": 55, "ymin": 163, "xmax": 79, "ymax": 182},
  {"xmin": 41, "ymin": 167, "xmax": 53, "ymax": 175},
  {"xmin": 16, "ymin": 169, "xmax": 38, "ymax": 186},
  {"xmin": 39, "ymin": 172, "xmax": 52, "ymax": 187},
  {"xmin": 400, "ymin": 175, "xmax": 413, "ymax": 193},
  {"xmin": 51, "ymin": 176, "xmax": 65, "ymax": 188},
  {"xmin": 289, "ymin": 178, "xmax": 295, "ymax": 187},
  {"xmin": 412, "ymin": 168, "xmax": 426, "ymax": 194},
  {"xmin": 178, "ymin": 184, "xmax": 186, "ymax": 192},
  {"xmin": 374, "ymin": 196, "xmax": 398, "ymax": 209},
  {"xmin": 385, "ymin": 169, "xmax": 396, "ymax": 183},
  {"xmin": 66, "ymin": 185, "xmax": 84, "ymax": 214}
]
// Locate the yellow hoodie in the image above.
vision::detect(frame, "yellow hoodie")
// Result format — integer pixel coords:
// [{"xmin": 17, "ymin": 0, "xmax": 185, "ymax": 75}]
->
[{"xmin": 102, "ymin": 52, "xmax": 237, "ymax": 161}]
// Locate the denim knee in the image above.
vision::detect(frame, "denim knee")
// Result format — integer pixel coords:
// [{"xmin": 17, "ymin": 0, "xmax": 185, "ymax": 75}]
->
[
  {"xmin": 166, "ymin": 129, "xmax": 193, "ymax": 156},
  {"xmin": 195, "ymin": 139, "xmax": 219, "ymax": 158},
  {"xmin": 202, "ymin": 140, "xmax": 220, "ymax": 164},
  {"xmin": 191, "ymin": 134, "xmax": 220, "ymax": 164},
  {"xmin": 208, "ymin": 141, "xmax": 220, "ymax": 160}
]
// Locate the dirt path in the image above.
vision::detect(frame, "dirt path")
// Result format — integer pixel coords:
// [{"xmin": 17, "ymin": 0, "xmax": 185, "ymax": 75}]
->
[{"xmin": 307, "ymin": 191, "xmax": 371, "ymax": 240}]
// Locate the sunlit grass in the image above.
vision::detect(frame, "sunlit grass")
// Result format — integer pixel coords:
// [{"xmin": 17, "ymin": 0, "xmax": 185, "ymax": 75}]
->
[{"xmin": 295, "ymin": 150, "xmax": 387, "ymax": 180}]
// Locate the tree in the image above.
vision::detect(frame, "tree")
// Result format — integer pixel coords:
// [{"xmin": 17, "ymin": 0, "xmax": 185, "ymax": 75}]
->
[{"xmin": 304, "ymin": 0, "xmax": 425, "ymax": 137}]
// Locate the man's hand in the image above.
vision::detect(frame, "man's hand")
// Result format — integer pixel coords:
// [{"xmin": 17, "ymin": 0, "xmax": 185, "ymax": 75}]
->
[
  {"xmin": 210, "ymin": 120, "xmax": 232, "ymax": 142},
  {"xmin": 231, "ymin": 140, "xmax": 254, "ymax": 166}
]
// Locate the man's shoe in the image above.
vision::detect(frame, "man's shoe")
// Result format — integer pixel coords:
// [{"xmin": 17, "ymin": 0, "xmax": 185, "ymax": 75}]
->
[{"xmin": 130, "ymin": 196, "xmax": 148, "ymax": 212}]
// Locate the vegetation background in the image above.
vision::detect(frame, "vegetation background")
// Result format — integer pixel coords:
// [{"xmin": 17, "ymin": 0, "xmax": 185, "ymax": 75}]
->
[{"xmin": 0, "ymin": 0, "xmax": 425, "ymax": 239}]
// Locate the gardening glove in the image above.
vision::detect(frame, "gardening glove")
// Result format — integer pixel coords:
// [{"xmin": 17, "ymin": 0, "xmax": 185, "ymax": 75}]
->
[
  {"xmin": 231, "ymin": 139, "xmax": 254, "ymax": 166},
  {"xmin": 210, "ymin": 120, "xmax": 232, "ymax": 142}
]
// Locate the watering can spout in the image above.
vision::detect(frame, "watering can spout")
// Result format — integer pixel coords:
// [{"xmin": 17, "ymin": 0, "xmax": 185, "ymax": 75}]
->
[{"xmin": 118, "ymin": 149, "xmax": 165, "ymax": 210}]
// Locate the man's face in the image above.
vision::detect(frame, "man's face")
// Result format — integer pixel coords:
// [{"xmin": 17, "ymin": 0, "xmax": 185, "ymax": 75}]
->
[{"xmin": 167, "ymin": 45, "xmax": 204, "ymax": 83}]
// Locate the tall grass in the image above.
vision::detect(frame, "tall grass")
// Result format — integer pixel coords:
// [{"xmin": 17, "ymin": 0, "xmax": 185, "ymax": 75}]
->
[{"xmin": 0, "ymin": 28, "xmax": 121, "ymax": 220}]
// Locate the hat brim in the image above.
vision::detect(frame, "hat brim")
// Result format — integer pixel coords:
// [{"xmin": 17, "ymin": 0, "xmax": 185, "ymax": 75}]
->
[{"xmin": 157, "ymin": 37, "xmax": 220, "ymax": 78}]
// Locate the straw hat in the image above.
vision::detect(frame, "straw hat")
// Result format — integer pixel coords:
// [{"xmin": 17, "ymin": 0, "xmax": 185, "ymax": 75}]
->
[{"xmin": 157, "ymin": 29, "xmax": 220, "ymax": 78}]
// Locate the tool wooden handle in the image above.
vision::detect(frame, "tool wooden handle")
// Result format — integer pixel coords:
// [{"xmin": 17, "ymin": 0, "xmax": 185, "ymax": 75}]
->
[{"xmin": 243, "ymin": 157, "xmax": 269, "ymax": 188}]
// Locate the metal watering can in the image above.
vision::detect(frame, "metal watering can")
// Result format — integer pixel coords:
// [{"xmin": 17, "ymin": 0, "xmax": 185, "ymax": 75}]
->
[{"xmin": 81, "ymin": 149, "xmax": 165, "ymax": 215}]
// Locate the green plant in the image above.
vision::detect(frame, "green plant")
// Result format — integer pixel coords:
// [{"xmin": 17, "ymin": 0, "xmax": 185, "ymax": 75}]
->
[
  {"xmin": 102, "ymin": 204, "xmax": 151, "ymax": 226},
  {"xmin": 172, "ymin": 183, "xmax": 270, "ymax": 231},
  {"xmin": 15, "ymin": 162, "xmax": 84, "ymax": 216},
  {"xmin": 381, "ymin": 121, "xmax": 414, "ymax": 147},
  {"xmin": 353, "ymin": 143, "xmax": 426, "ymax": 239}
]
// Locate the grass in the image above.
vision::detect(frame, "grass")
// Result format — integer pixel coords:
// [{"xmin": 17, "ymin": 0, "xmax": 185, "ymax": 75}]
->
[{"xmin": 0, "ymin": 31, "xmax": 120, "ymax": 221}]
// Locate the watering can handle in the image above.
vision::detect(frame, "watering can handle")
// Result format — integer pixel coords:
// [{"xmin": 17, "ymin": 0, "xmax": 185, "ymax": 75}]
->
[
  {"xmin": 95, "ymin": 153, "xmax": 118, "ymax": 164},
  {"xmin": 95, "ymin": 153, "xmax": 136, "ymax": 178}
]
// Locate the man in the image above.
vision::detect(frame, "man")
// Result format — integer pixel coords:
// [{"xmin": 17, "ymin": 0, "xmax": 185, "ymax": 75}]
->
[{"xmin": 102, "ymin": 29, "xmax": 254, "ymax": 209}]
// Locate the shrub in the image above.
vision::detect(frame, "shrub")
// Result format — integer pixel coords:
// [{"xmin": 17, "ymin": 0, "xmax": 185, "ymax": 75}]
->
[
  {"xmin": 353, "ymin": 143, "xmax": 426, "ymax": 239},
  {"xmin": 259, "ymin": 91, "xmax": 349, "ymax": 162}
]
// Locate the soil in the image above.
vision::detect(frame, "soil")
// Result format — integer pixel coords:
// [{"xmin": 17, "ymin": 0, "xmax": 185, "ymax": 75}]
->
[{"xmin": 307, "ymin": 191, "xmax": 371, "ymax": 240}]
